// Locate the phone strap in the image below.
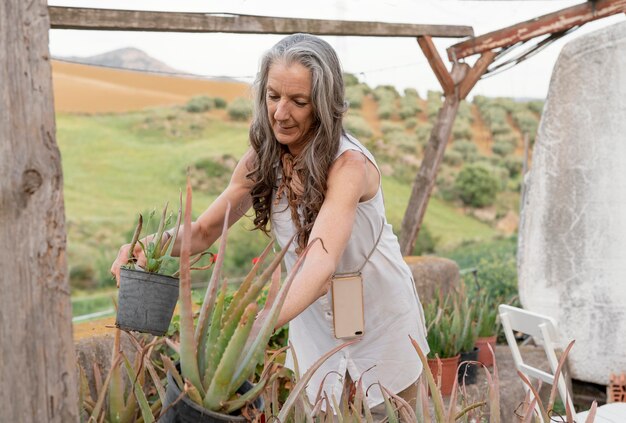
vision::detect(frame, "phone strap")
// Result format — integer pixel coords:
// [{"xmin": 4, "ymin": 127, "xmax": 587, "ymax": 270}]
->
[{"xmin": 333, "ymin": 218, "xmax": 385, "ymax": 277}]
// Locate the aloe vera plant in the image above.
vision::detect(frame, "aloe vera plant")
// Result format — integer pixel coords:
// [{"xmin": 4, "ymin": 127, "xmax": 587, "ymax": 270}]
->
[
  {"xmin": 164, "ymin": 176, "xmax": 319, "ymax": 416},
  {"xmin": 78, "ymin": 329, "xmax": 165, "ymax": 423}
]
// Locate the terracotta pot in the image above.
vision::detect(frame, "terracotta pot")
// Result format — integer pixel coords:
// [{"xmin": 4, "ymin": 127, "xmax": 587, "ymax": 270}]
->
[
  {"xmin": 427, "ymin": 354, "xmax": 460, "ymax": 396},
  {"xmin": 475, "ymin": 335, "xmax": 497, "ymax": 367}
]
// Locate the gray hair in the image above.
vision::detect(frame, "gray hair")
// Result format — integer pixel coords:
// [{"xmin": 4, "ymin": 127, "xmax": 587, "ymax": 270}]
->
[{"xmin": 247, "ymin": 33, "xmax": 348, "ymax": 248}]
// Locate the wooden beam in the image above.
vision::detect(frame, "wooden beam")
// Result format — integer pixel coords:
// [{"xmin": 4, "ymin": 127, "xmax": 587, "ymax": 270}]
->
[
  {"xmin": 49, "ymin": 6, "xmax": 474, "ymax": 38},
  {"xmin": 399, "ymin": 93, "xmax": 461, "ymax": 256},
  {"xmin": 1, "ymin": 0, "xmax": 78, "ymax": 422},
  {"xmin": 417, "ymin": 36, "xmax": 455, "ymax": 96},
  {"xmin": 447, "ymin": 0, "xmax": 626, "ymax": 60},
  {"xmin": 458, "ymin": 50, "xmax": 496, "ymax": 99}
]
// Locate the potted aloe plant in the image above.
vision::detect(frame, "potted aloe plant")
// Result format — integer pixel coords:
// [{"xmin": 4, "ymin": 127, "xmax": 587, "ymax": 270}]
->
[
  {"xmin": 116, "ymin": 197, "xmax": 183, "ymax": 336},
  {"xmin": 474, "ymin": 292, "xmax": 499, "ymax": 367},
  {"xmin": 424, "ymin": 294, "xmax": 463, "ymax": 396},
  {"xmin": 160, "ymin": 178, "xmax": 317, "ymax": 422},
  {"xmin": 457, "ymin": 296, "xmax": 479, "ymax": 385}
]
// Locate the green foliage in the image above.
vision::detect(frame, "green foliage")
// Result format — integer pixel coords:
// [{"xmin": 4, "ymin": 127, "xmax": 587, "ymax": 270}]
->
[
  {"xmin": 452, "ymin": 119, "xmax": 472, "ymax": 140},
  {"xmin": 185, "ymin": 95, "xmax": 215, "ymax": 113},
  {"xmin": 424, "ymin": 295, "xmax": 464, "ymax": 359},
  {"xmin": 527, "ymin": 100, "xmax": 545, "ymax": 115},
  {"xmin": 492, "ymin": 140, "xmax": 515, "ymax": 157},
  {"xmin": 343, "ymin": 114, "xmax": 373, "ymax": 139},
  {"xmin": 426, "ymin": 90, "xmax": 442, "ymax": 121},
  {"xmin": 213, "ymin": 97, "xmax": 227, "ymax": 109},
  {"xmin": 345, "ymin": 84, "xmax": 365, "ymax": 108},
  {"xmin": 227, "ymin": 97, "xmax": 253, "ymax": 121},
  {"xmin": 399, "ymin": 90, "xmax": 422, "ymax": 118},
  {"xmin": 380, "ymin": 120, "xmax": 404, "ymax": 134},
  {"xmin": 504, "ymin": 156, "xmax": 524, "ymax": 178},
  {"xmin": 454, "ymin": 164, "xmax": 499, "ymax": 207},
  {"xmin": 343, "ymin": 72, "xmax": 360, "ymax": 86},
  {"xmin": 404, "ymin": 117, "xmax": 418, "ymax": 129},
  {"xmin": 443, "ymin": 149, "xmax": 463, "ymax": 166},
  {"xmin": 411, "ymin": 225, "xmax": 438, "ymax": 255},
  {"xmin": 451, "ymin": 140, "xmax": 478, "ymax": 162}
]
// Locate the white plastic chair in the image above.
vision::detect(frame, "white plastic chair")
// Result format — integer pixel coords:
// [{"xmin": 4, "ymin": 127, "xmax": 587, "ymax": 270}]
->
[{"xmin": 498, "ymin": 304, "xmax": 626, "ymax": 422}]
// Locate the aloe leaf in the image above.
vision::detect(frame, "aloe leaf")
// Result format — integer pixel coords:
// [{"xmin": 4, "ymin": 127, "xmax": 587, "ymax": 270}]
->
[
  {"xmin": 483, "ymin": 343, "xmax": 500, "ymax": 423},
  {"xmin": 230, "ymin": 235, "xmax": 309, "ymax": 391},
  {"xmin": 90, "ymin": 354, "xmax": 123, "ymax": 422},
  {"xmin": 127, "ymin": 214, "xmax": 143, "ymax": 263},
  {"xmin": 178, "ymin": 176, "xmax": 203, "ymax": 395},
  {"xmin": 221, "ymin": 370, "xmax": 272, "ymax": 414},
  {"xmin": 382, "ymin": 385, "xmax": 417, "ymax": 422},
  {"xmin": 204, "ymin": 303, "xmax": 258, "ymax": 411},
  {"xmin": 221, "ymin": 238, "xmax": 275, "ymax": 324},
  {"xmin": 201, "ymin": 277, "xmax": 228, "ymax": 390},
  {"xmin": 184, "ymin": 380, "xmax": 204, "ymax": 406},
  {"xmin": 108, "ymin": 330, "xmax": 125, "ymax": 423},
  {"xmin": 331, "ymin": 394, "xmax": 343, "ymax": 423},
  {"xmin": 517, "ymin": 370, "xmax": 547, "ymax": 421},
  {"xmin": 277, "ymin": 339, "xmax": 358, "ymax": 421},
  {"xmin": 546, "ymin": 340, "xmax": 575, "ymax": 413},
  {"xmin": 379, "ymin": 384, "xmax": 398, "ymax": 423},
  {"xmin": 584, "ymin": 401, "xmax": 597, "ymax": 423},
  {"xmin": 409, "ymin": 335, "xmax": 446, "ymax": 422},
  {"xmin": 144, "ymin": 354, "xmax": 166, "ymax": 408},
  {"xmin": 121, "ymin": 353, "xmax": 155, "ymax": 423},
  {"xmin": 161, "ymin": 354, "xmax": 184, "ymax": 392},
  {"xmin": 195, "ymin": 203, "xmax": 230, "ymax": 355},
  {"xmin": 162, "ymin": 191, "xmax": 182, "ymax": 257}
]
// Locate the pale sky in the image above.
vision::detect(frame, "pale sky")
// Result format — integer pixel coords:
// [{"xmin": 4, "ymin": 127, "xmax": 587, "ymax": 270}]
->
[{"xmin": 47, "ymin": 0, "xmax": 626, "ymax": 99}]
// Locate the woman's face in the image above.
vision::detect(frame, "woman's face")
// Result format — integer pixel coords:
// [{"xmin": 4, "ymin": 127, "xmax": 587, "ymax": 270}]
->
[{"xmin": 266, "ymin": 61, "xmax": 315, "ymax": 156}]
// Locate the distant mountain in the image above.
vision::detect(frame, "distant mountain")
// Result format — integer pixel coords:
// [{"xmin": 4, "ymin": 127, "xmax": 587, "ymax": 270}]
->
[{"xmin": 56, "ymin": 47, "xmax": 187, "ymax": 75}]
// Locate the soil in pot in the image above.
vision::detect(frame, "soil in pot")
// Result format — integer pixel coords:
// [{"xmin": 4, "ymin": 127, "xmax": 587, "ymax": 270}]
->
[
  {"xmin": 475, "ymin": 335, "xmax": 497, "ymax": 367},
  {"xmin": 427, "ymin": 354, "xmax": 460, "ymax": 396},
  {"xmin": 116, "ymin": 267, "xmax": 179, "ymax": 336},
  {"xmin": 457, "ymin": 347, "xmax": 479, "ymax": 385},
  {"xmin": 161, "ymin": 365, "xmax": 264, "ymax": 423}
]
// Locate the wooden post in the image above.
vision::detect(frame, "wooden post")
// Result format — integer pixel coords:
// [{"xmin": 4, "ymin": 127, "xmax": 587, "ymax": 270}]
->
[
  {"xmin": 0, "ymin": 1, "xmax": 78, "ymax": 422},
  {"xmin": 399, "ymin": 94, "xmax": 460, "ymax": 256}
]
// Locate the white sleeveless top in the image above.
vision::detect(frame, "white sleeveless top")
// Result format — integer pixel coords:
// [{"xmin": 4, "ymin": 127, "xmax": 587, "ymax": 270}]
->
[{"xmin": 272, "ymin": 133, "xmax": 430, "ymax": 409}]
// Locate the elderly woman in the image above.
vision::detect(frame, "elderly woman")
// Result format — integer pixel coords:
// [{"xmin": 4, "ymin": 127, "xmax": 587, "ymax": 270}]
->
[{"xmin": 112, "ymin": 33, "xmax": 429, "ymax": 415}]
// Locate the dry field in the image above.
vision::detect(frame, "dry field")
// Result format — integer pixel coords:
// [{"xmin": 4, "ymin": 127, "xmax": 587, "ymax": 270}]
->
[{"xmin": 52, "ymin": 60, "xmax": 251, "ymax": 114}]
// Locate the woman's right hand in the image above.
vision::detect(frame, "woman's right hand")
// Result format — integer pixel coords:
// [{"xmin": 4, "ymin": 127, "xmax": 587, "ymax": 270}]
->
[{"xmin": 110, "ymin": 242, "xmax": 146, "ymax": 288}]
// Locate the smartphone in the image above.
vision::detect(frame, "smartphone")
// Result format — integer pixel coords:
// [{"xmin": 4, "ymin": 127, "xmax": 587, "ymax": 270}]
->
[{"xmin": 331, "ymin": 273, "xmax": 365, "ymax": 339}]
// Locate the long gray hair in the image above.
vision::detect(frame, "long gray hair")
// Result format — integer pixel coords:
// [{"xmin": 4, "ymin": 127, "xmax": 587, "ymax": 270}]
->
[{"xmin": 247, "ymin": 33, "xmax": 348, "ymax": 251}]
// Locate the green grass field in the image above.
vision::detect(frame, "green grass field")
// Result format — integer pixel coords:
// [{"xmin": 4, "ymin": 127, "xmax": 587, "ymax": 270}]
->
[{"xmin": 57, "ymin": 106, "xmax": 498, "ymax": 297}]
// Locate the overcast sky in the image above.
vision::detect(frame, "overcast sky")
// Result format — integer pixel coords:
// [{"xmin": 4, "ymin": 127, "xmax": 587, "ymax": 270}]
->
[{"xmin": 47, "ymin": 0, "xmax": 625, "ymax": 99}]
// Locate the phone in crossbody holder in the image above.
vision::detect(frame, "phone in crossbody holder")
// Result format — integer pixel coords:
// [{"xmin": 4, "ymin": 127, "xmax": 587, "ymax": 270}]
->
[{"xmin": 331, "ymin": 272, "xmax": 365, "ymax": 339}]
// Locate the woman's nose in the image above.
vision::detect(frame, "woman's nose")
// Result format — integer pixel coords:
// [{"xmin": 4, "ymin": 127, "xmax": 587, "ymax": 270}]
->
[{"xmin": 273, "ymin": 99, "xmax": 289, "ymax": 121}]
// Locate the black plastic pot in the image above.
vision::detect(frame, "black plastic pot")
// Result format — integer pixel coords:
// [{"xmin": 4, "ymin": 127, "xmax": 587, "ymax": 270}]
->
[
  {"xmin": 161, "ymin": 365, "xmax": 264, "ymax": 423},
  {"xmin": 115, "ymin": 267, "xmax": 179, "ymax": 336},
  {"xmin": 457, "ymin": 347, "xmax": 479, "ymax": 385}
]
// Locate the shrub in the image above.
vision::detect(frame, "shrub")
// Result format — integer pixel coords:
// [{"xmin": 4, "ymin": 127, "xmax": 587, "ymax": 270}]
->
[
  {"xmin": 185, "ymin": 95, "xmax": 214, "ymax": 113},
  {"xmin": 403, "ymin": 87, "xmax": 420, "ymax": 99},
  {"xmin": 343, "ymin": 114, "xmax": 373, "ymax": 139},
  {"xmin": 227, "ymin": 97, "xmax": 253, "ymax": 121},
  {"xmin": 345, "ymin": 85, "xmax": 365, "ymax": 108},
  {"xmin": 454, "ymin": 163, "xmax": 499, "ymax": 207},
  {"xmin": 380, "ymin": 120, "xmax": 404, "ymax": 134},
  {"xmin": 213, "ymin": 97, "xmax": 227, "ymax": 109},
  {"xmin": 411, "ymin": 225, "xmax": 438, "ymax": 255},
  {"xmin": 504, "ymin": 156, "xmax": 524, "ymax": 178},
  {"xmin": 404, "ymin": 117, "xmax": 418, "ymax": 129},
  {"xmin": 385, "ymin": 131, "xmax": 419, "ymax": 155},
  {"xmin": 443, "ymin": 149, "xmax": 463, "ymax": 166},
  {"xmin": 452, "ymin": 119, "xmax": 472, "ymax": 140},
  {"xmin": 399, "ymin": 92, "xmax": 422, "ymax": 118},
  {"xmin": 527, "ymin": 100, "xmax": 545, "ymax": 115},
  {"xmin": 373, "ymin": 85, "xmax": 400, "ymax": 100},
  {"xmin": 451, "ymin": 140, "xmax": 478, "ymax": 161},
  {"xmin": 492, "ymin": 140, "xmax": 515, "ymax": 157},
  {"xmin": 343, "ymin": 72, "xmax": 360, "ymax": 86},
  {"xmin": 376, "ymin": 102, "xmax": 394, "ymax": 120}
]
